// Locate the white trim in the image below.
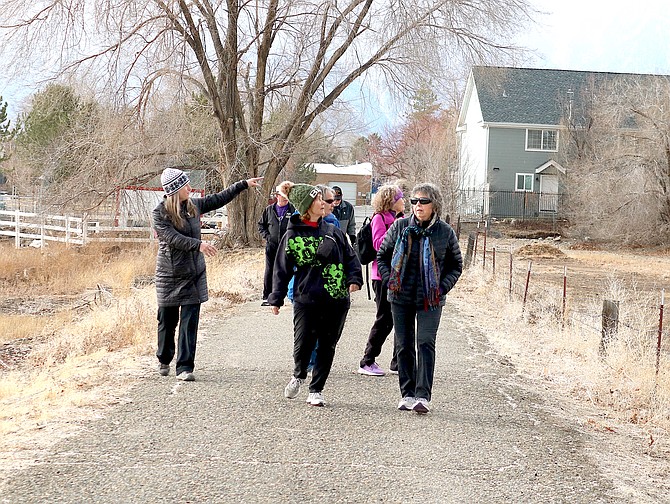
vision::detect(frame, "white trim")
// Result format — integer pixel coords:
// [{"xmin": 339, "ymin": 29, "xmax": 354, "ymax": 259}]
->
[
  {"xmin": 482, "ymin": 122, "xmax": 563, "ymax": 130},
  {"xmin": 457, "ymin": 69, "xmax": 476, "ymax": 128},
  {"xmin": 535, "ymin": 160, "xmax": 566, "ymax": 174},
  {"xmin": 515, "ymin": 172, "xmax": 534, "ymax": 192},
  {"xmin": 525, "ymin": 128, "xmax": 559, "ymax": 152}
]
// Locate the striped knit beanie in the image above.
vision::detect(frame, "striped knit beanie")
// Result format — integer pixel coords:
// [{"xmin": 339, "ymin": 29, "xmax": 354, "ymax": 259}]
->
[{"xmin": 161, "ymin": 168, "xmax": 190, "ymax": 196}]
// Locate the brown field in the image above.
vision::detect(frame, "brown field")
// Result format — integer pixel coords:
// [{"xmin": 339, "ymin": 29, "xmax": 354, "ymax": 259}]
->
[{"xmin": 452, "ymin": 232, "xmax": 670, "ymax": 472}]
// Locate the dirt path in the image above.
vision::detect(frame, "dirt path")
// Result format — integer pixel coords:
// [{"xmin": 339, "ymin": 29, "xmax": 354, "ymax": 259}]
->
[{"xmin": 0, "ymin": 290, "xmax": 664, "ymax": 503}]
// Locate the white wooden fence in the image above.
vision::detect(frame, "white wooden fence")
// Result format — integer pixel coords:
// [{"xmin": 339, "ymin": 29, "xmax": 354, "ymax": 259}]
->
[{"xmin": 0, "ymin": 209, "xmax": 227, "ymax": 248}]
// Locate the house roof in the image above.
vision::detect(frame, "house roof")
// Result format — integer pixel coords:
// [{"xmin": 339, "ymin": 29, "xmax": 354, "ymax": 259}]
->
[
  {"xmin": 313, "ymin": 162, "xmax": 372, "ymax": 176},
  {"xmin": 471, "ymin": 66, "xmax": 669, "ymax": 126}
]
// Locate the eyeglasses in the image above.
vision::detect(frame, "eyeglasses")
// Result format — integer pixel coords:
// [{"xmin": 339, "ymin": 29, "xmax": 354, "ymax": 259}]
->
[
  {"xmin": 324, "ymin": 199, "xmax": 335, "ymax": 204},
  {"xmin": 410, "ymin": 197, "xmax": 432, "ymax": 205}
]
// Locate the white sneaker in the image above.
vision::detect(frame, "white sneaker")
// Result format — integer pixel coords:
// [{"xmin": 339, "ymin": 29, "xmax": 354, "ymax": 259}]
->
[
  {"xmin": 413, "ymin": 398, "xmax": 430, "ymax": 414},
  {"xmin": 176, "ymin": 371, "xmax": 195, "ymax": 381},
  {"xmin": 284, "ymin": 377, "xmax": 304, "ymax": 399},
  {"xmin": 306, "ymin": 392, "xmax": 325, "ymax": 407},
  {"xmin": 397, "ymin": 396, "xmax": 416, "ymax": 411}
]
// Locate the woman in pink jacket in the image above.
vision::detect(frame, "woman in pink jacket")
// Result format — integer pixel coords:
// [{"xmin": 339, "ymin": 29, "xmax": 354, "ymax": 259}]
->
[{"xmin": 358, "ymin": 184, "xmax": 405, "ymax": 376}]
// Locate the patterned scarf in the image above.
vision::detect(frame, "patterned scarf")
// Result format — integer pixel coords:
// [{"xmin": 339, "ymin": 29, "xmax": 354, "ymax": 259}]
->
[{"xmin": 388, "ymin": 214, "xmax": 441, "ymax": 310}]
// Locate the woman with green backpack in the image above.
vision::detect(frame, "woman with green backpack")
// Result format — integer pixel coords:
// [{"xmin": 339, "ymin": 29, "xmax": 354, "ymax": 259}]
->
[{"xmin": 357, "ymin": 183, "xmax": 405, "ymax": 376}]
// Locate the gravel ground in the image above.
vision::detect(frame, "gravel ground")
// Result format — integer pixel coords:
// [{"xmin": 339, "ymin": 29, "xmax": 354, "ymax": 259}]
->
[{"xmin": 0, "ymin": 290, "xmax": 657, "ymax": 503}]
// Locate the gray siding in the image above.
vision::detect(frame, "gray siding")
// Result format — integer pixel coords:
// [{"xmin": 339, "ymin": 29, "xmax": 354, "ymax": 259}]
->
[{"xmin": 487, "ymin": 127, "xmax": 553, "ymax": 192}]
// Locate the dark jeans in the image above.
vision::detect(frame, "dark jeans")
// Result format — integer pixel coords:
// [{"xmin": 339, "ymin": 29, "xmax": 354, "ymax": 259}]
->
[
  {"xmin": 263, "ymin": 245, "xmax": 278, "ymax": 299},
  {"xmin": 391, "ymin": 303, "xmax": 443, "ymax": 401},
  {"xmin": 360, "ymin": 280, "xmax": 397, "ymax": 369},
  {"xmin": 156, "ymin": 304, "xmax": 201, "ymax": 375},
  {"xmin": 292, "ymin": 301, "xmax": 349, "ymax": 393}
]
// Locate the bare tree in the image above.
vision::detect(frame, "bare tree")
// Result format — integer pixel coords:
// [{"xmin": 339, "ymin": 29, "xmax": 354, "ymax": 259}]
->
[
  {"xmin": 0, "ymin": 0, "xmax": 533, "ymax": 244},
  {"xmin": 372, "ymin": 102, "xmax": 459, "ymax": 219},
  {"xmin": 562, "ymin": 75, "xmax": 670, "ymax": 244}
]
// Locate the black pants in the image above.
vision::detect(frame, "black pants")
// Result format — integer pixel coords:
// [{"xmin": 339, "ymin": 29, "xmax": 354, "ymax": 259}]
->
[
  {"xmin": 292, "ymin": 301, "xmax": 349, "ymax": 393},
  {"xmin": 156, "ymin": 304, "xmax": 201, "ymax": 375},
  {"xmin": 360, "ymin": 280, "xmax": 397, "ymax": 369},
  {"xmin": 263, "ymin": 245, "xmax": 278, "ymax": 300},
  {"xmin": 391, "ymin": 303, "xmax": 442, "ymax": 401}
]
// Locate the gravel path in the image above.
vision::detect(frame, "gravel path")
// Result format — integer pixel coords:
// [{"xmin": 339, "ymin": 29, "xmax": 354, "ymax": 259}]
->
[{"xmin": 0, "ymin": 291, "xmax": 631, "ymax": 503}]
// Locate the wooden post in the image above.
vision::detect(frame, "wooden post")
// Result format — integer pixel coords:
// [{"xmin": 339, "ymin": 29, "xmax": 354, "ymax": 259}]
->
[
  {"xmin": 464, "ymin": 232, "xmax": 477, "ymax": 268},
  {"xmin": 82, "ymin": 213, "xmax": 89, "ymax": 245},
  {"xmin": 456, "ymin": 215, "xmax": 461, "ymax": 240},
  {"xmin": 600, "ymin": 299, "xmax": 620, "ymax": 354},
  {"xmin": 14, "ymin": 208, "xmax": 21, "ymax": 248},
  {"xmin": 508, "ymin": 247, "xmax": 513, "ymax": 298},
  {"xmin": 473, "ymin": 222, "xmax": 480, "ymax": 265},
  {"xmin": 40, "ymin": 215, "xmax": 45, "ymax": 249},
  {"xmin": 65, "ymin": 215, "xmax": 71, "ymax": 246},
  {"xmin": 656, "ymin": 289, "xmax": 665, "ymax": 376}
]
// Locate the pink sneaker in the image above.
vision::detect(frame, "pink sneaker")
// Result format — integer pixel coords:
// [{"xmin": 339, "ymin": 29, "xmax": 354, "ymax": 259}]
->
[{"xmin": 357, "ymin": 363, "xmax": 386, "ymax": 376}]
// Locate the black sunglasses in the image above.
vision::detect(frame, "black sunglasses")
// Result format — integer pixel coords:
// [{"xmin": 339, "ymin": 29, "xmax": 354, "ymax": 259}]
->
[
  {"xmin": 410, "ymin": 197, "xmax": 432, "ymax": 205},
  {"xmin": 324, "ymin": 198, "xmax": 335, "ymax": 204}
]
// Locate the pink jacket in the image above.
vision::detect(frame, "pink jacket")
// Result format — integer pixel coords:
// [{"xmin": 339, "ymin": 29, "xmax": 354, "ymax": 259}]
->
[{"xmin": 371, "ymin": 211, "xmax": 398, "ymax": 280}]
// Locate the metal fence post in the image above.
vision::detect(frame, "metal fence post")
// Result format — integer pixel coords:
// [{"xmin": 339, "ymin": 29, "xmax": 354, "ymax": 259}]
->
[
  {"xmin": 562, "ymin": 266, "xmax": 567, "ymax": 328},
  {"xmin": 522, "ymin": 261, "xmax": 532, "ymax": 311},
  {"xmin": 508, "ymin": 247, "xmax": 513, "ymax": 299},
  {"xmin": 656, "ymin": 289, "xmax": 665, "ymax": 376}
]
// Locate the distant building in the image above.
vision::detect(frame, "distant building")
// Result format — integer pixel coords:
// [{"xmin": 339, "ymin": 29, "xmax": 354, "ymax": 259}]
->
[
  {"xmin": 312, "ymin": 162, "xmax": 372, "ymax": 205},
  {"xmin": 457, "ymin": 66, "xmax": 670, "ymax": 219},
  {"xmin": 115, "ymin": 169, "xmax": 206, "ymax": 226}
]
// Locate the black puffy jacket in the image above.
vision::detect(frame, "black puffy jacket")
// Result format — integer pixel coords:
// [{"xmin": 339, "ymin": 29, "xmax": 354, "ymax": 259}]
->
[
  {"xmin": 257, "ymin": 202, "xmax": 295, "ymax": 250},
  {"xmin": 268, "ymin": 214, "xmax": 363, "ymax": 307},
  {"xmin": 152, "ymin": 180, "xmax": 248, "ymax": 307},
  {"xmin": 377, "ymin": 214, "xmax": 462, "ymax": 309}
]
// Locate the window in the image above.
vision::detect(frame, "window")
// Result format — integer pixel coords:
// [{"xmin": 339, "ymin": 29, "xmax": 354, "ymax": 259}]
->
[
  {"xmin": 516, "ymin": 173, "xmax": 534, "ymax": 192},
  {"xmin": 526, "ymin": 129, "xmax": 558, "ymax": 151}
]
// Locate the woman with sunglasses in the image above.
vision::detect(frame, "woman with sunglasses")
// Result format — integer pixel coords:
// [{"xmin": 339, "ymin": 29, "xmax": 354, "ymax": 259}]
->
[
  {"xmin": 377, "ymin": 183, "xmax": 463, "ymax": 413},
  {"xmin": 317, "ymin": 184, "xmax": 340, "ymax": 229}
]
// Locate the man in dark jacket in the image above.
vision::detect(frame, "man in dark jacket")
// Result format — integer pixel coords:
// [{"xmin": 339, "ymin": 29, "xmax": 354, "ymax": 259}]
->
[
  {"xmin": 331, "ymin": 185, "xmax": 356, "ymax": 245},
  {"xmin": 257, "ymin": 187, "xmax": 295, "ymax": 305}
]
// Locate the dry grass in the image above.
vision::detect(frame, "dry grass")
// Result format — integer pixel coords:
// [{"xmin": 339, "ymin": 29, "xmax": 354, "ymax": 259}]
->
[
  {"xmin": 0, "ymin": 242, "xmax": 157, "ymax": 296},
  {"xmin": 0, "ymin": 241, "xmax": 264, "ymax": 475},
  {"xmin": 0, "ymin": 315, "xmax": 52, "ymax": 344},
  {"xmin": 452, "ymin": 262, "xmax": 670, "ymax": 456}
]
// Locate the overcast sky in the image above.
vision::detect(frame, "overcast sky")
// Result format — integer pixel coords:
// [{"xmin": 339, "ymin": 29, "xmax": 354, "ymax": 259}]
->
[
  {"xmin": 517, "ymin": 0, "xmax": 670, "ymax": 74},
  {"xmin": 2, "ymin": 1, "xmax": 670, "ymax": 123}
]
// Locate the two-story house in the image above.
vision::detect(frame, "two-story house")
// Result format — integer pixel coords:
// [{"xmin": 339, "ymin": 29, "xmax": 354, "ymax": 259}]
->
[{"xmin": 457, "ymin": 66, "xmax": 629, "ymax": 219}]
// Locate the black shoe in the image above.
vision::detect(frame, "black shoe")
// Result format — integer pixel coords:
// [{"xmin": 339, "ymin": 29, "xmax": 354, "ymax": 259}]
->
[{"xmin": 261, "ymin": 300, "xmax": 271, "ymax": 306}]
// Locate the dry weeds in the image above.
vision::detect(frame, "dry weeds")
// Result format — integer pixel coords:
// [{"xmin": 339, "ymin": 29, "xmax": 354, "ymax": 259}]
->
[
  {"xmin": 452, "ymin": 241, "xmax": 670, "ymax": 463},
  {"xmin": 0, "ymin": 242, "xmax": 264, "ymax": 477}
]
